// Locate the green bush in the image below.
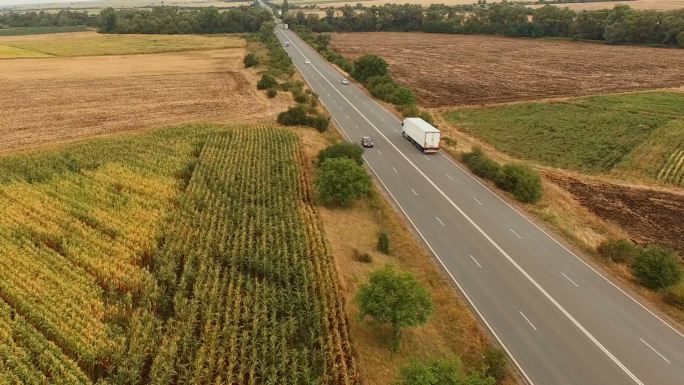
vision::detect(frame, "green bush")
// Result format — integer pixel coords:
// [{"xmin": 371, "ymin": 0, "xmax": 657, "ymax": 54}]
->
[
  {"xmin": 277, "ymin": 105, "xmax": 308, "ymax": 126},
  {"xmin": 664, "ymin": 282, "xmax": 684, "ymax": 309},
  {"xmin": 355, "ymin": 265, "xmax": 433, "ymax": 351},
  {"xmin": 631, "ymin": 245, "xmax": 683, "ymax": 290},
  {"xmin": 293, "ymin": 91, "xmax": 308, "ymax": 104},
  {"xmin": 257, "ymin": 74, "xmax": 277, "ymax": 90},
  {"xmin": 597, "ymin": 239, "xmax": 640, "ymax": 263},
  {"xmin": 243, "ymin": 53, "xmax": 258, "ymax": 68},
  {"xmin": 317, "ymin": 142, "xmax": 364, "ymax": 166},
  {"xmin": 395, "ymin": 358, "xmax": 463, "ymax": 385},
  {"xmin": 494, "ymin": 163, "xmax": 543, "ymax": 203},
  {"xmin": 482, "ymin": 346, "xmax": 508, "ymax": 383},
  {"xmin": 307, "ymin": 114, "xmax": 330, "ymax": 132},
  {"xmin": 354, "ymin": 249, "xmax": 373, "ymax": 263},
  {"xmin": 390, "ymin": 86, "xmax": 416, "ymax": 106},
  {"xmin": 266, "ymin": 88, "xmax": 277, "ymax": 98},
  {"xmin": 316, "ymin": 158, "xmax": 371, "ymax": 207},
  {"xmin": 461, "ymin": 147, "xmax": 501, "ymax": 181},
  {"xmin": 378, "ymin": 232, "xmax": 390, "ymax": 254},
  {"xmin": 352, "ymin": 54, "xmax": 389, "ymax": 83}
]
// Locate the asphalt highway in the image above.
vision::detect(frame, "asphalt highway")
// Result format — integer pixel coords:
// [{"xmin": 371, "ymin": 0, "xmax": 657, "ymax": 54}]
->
[{"xmin": 271, "ymin": 19, "xmax": 684, "ymax": 385}]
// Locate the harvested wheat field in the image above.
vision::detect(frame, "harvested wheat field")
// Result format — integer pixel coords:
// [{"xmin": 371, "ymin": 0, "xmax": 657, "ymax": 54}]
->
[
  {"xmin": 330, "ymin": 32, "xmax": 684, "ymax": 107},
  {"xmin": 0, "ymin": 48, "xmax": 289, "ymax": 153}
]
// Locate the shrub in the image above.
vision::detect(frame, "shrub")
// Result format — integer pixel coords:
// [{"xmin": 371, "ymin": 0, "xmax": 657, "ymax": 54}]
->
[
  {"xmin": 390, "ymin": 86, "xmax": 416, "ymax": 106},
  {"xmin": 378, "ymin": 232, "xmax": 390, "ymax": 254},
  {"xmin": 443, "ymin": 137, "xmax": 457, "ymax": 147},
  {"xmin": 664, "ymin": 282, "xmax": 684, "ymax": 309},
  {"xmin": 317, "ymin": 142, "xmax": 364, "ymax": 166},
  {"xmin": 266, "ymin": 88, "xmax": 277, "ymax": 98},
  {"xmin": 257, "ymin": 74, "xmax": 277, "ymax": 90},
  {"xmin": 461, "ymin": 147, "xmax": 501, "ymax": 181},
  {"xmin": 293, "ymin": 92, "xmax": 308, "ymax": 104},
  {"xmin": 482, "ymin": 346, "xmax": 508, "ymax": 383},
  {"xmin": 494, "ymin": 163, "xmax": 543, "ymax": 203},
  {"xmin": 597, "ymin": 239, "xmax": 640, "ymax": 263},
  {"xmin": 307, "ymin": 114, "xmax": 330, "ymax": 132},
  {"xmin": 316, "ymin": 158, "xmax": 371, "ymax": 207},
  {"xmin": 631, "ymin": 245, "xmax": 683, "ymax": 290},
  {"xmin": 352, "ymin": 54, "xmax": 389, "ymax": 83},
  {"xmin": 243, "ymin": 53, "xmax": 258, "ymax": 68},
  {"xmin": 277, "ymin": 105, "xmax": 308, "ymax": 126},
  {"xmin": 355, "ymin": 265, "xmax": 433, "ymax": 351},
  {"xmin": 353, "ymin": 249, "xmax": 373, "ymax": 263},
  {"xmin": 395, "ymin": 358, "xmax": 463, "ymax": 385}
]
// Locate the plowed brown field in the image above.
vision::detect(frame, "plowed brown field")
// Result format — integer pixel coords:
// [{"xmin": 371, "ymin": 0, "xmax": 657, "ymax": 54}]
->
[
  {"xmin": 330, "ymin": 32, "xmax": 684, "ymax": 107},
  {"xmin": 0, "ymin": 48, "xmax": 289, "ymax": 153}
]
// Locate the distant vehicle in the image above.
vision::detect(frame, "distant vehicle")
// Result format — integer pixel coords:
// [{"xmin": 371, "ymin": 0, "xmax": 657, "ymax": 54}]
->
[
  {"xmin": 284, "ymin": 23, "xmax": 289, "ymax": 29},
  {"xmin": 285, "ymin": 41, "xmax": 290, "ymax": 47},
  {"xmin": 305, "ymin": 59, "xmax": 311, "ymax": 64},
  {"xmin": 361, "ymin": 136, "xmax": 374, "ymax": 148},
  {"xmin": 402, "ymin": 118, "xmax": 440, "ymax": 153},
  {"xmin": 341, "ymin": 78, "xmax": 350, "ymax": 85}
]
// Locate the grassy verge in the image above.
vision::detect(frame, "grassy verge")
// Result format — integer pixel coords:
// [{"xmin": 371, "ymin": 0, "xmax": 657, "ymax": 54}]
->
[
  {"xmin": 443, "ymin": 91, "xmax": 684, "ymax": 186},
  {"xmin": 295, "ymin": 127, "xmax": 517, "ymax": 385}
]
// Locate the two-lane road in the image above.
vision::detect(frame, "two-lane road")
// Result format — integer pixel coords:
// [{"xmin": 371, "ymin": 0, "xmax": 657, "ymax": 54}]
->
[{"xmin": 273, "ymin": 22, "xmax": 684, "ymax": 385}]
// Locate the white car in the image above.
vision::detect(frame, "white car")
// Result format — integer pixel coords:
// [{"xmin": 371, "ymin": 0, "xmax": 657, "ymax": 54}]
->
[
  {"xmin": 341, "ymin": 78, "xmax": 350, "ymax": 85},
  {"xmin": 305, "ymin": 59, "xmax": 310, "ymax": 64}
]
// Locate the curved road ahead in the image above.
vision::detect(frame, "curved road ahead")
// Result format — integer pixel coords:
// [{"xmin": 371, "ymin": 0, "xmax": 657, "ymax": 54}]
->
[{"xmin": 271, "ymin": 19, "xmax": 684, "ymax": 385}]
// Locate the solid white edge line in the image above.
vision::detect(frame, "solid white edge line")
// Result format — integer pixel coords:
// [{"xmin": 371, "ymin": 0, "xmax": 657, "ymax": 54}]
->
[
  {"xmin": 438, "ymin": 151, "xmax": 684, "ymax": 340},
  {"xmin": 470, "ymin": 254, "xmax": 483, "ymax": 269},
  {"xmin": 639, "ymin": 338, "xmax": 671, "ymax": 364},
  {"xmin": 279, "ymin": 26, "xmax": 644, "ymax": 385},
  {"xmin": 519, "ymin": 311, "xmax": 538, "ymax": 331},
  {"xmin": 561, "ymin": 272, "xmax": 580, "ymax": 288}
]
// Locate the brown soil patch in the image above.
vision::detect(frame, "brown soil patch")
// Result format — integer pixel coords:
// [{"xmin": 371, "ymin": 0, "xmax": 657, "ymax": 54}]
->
[
  {"xmin": 0, "ymin": 48, "xmax": 290, "ymax": 154},
  {"xmin": 546, "ymin": 173, "xmax": 684, "ymax": 255},
  {"xmin": 330, "ymin": 32, "xmax": 684, "ymax": 107}
]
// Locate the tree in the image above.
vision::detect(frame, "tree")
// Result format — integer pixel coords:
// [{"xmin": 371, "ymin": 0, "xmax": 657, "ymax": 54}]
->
[
  {"xmin": 352, "ymin": 54, "xmax": 389, "ymax": 83},
  {"xmin": 100, "ymin": 7, "xmax": 117, "ymax": 33},
  {"xmin": 243, "ymin": 53, "xmax": 258, "ymax": 68},
  {"xmin": 355, "ymin": 265, "xmax": 433, "ymax": 351},
  {"xmin": 317, "ymin": 142, "xmax": 364, "ymax": 165},
  {"xmin": 281, "ymin": 0, "xmax": 289, "ymax": 17},
  {"xmin": 394, "ymin": 357, "xmax": 496, "ymax": 385},
  {"xmin": 631, "ymin": 245, "xmax": 683, "ymax": 290},
  {"xmin": 316, "ymin": 158, "xmax": 371, "ymax": 207},
  {"xmin": 257, "ymin": 74, "xmax": 277, "ymax": 90}
]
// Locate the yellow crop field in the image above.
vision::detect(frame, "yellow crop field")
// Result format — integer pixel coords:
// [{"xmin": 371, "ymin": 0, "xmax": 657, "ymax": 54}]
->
[
  {"xmin": 0, "ymin": 31, "xmax": 244, "ymax": 58},
  {"xmin": 0, "ymin": 44, "xmax": 50, "ymax": 58},
  {"xmin": 0, "ymin": 124, "xmax": 358, "ymax": 384}
]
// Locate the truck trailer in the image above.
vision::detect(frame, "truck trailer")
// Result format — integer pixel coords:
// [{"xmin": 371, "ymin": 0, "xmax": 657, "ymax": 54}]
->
[{"xmin": 401, "ymin": 118, "xmax": 441, "ymax": 153}]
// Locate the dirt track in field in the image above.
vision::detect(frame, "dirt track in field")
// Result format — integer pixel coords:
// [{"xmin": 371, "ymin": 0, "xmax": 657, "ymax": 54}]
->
[
  {"xmin": 0, "ymin": 49, "xmax": 289, "ymax": 153},
  {"xmin": 546, "ymin": 173, "xmax": 684, "ymax": 255},
  {"xmin": 330, "ymin": 32, "xmax": 684, "ymax": 107}
]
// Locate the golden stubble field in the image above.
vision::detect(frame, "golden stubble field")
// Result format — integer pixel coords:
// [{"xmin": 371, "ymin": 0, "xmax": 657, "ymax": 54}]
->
[
  {"xmin": 331, "ymin": 32, "xmax": 684, "ymax": 107},
  {"xmin": 0, "ymin": 33, "xmax": 290, "ymax": 153}
]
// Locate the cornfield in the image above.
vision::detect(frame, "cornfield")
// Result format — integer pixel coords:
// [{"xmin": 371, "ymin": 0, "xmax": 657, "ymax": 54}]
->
[{"xmin": 0, "ymin": 125, "xmax": 358, "ymax": 384}]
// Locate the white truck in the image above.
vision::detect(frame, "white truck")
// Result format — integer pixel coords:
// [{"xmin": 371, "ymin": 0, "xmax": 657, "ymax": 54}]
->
[{"xmin": 401, "ymin": 117, "xmax": 441, "ymax": 153}]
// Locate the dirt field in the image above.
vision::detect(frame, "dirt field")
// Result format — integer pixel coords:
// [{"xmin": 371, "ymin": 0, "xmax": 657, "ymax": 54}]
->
[
  {"xmin": 0, "ymin": 48, "xmax": 290, "ymax": 153},
  {"xmin": 330, "ymin": 32, "xmax": 684, "ymax": 107},
  {"xmin": 545, "ymin": 173, "xmax": 684, "ymax": 255}
]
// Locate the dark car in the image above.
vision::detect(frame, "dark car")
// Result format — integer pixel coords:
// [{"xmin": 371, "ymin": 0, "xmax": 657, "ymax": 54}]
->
[{"xmin": 361, "ymin": 136, "xmax": 374, "ymax": 148}]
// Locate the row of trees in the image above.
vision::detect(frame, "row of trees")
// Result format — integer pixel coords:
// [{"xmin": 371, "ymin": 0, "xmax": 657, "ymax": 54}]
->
[
  {"xmin": 98, "ymin": 6, "xmax": 272, "ymax": 34},
  {"xmin": 0, "ymin": 10, "xmax": 97, "ymax": 28},
  {"xmin": 284, "ymin": 3, "xmax": 684, "ymax": 47}
]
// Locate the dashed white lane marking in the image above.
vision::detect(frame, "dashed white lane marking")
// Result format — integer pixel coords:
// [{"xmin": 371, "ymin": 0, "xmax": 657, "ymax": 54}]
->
[
  {"xmin": 354, "ymin": 124, "xmax": 359, "ymax": 128},
  {"xmin": 377, "ymin": 150, "xmax": 383, "ymax": 156},
  {"xmin": 473, "ymin": 197, "xmax": 483, "ymax": 206},
  {"xmin": 392, "ymin": 167, "xmax": 398, "ymax": 174},
  {"xmin": 411, "ymin": 188, "xmax": 418, "ymax": 196},
  {"xmin": 561, "ymin": 272, "xmax": 579, "ymax": 288},
  {"xmin": 520, "ymin": 311, "xmax": 538, "ymax": 331},
  {"xmin": 470, "ymin": 255, "xmax": 482, "ymax": 268},
  {"xmin": 510, "ymin": 229, "xmax": 523, "ymax": 239},
  {"xmin": 436, "ymin": 217, "xmax": 445, "ymax": 226},
  {"xmin": 639, "ymin": 338, "xmax": 671, "ymax": 364},
  {"xmin": 424, "ymin": 155, "xmax": 431, "ymax": 161},
  {"xmin": 446, "ymin": 173, "xmax": 453, "ymax": 180}
]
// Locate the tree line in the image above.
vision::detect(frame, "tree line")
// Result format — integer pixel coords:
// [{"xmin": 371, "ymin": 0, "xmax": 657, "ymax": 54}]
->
[
  {"xmin": 283, "ymin": 3, "xmax": 684, "ymax": 47},
  {"xmin": 98, "ymin": 6, "xmax": 272, "ymax": 34},
  {"xmin": 0, "ymin": 10, "xmax": 98, "ymax": 28}
]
